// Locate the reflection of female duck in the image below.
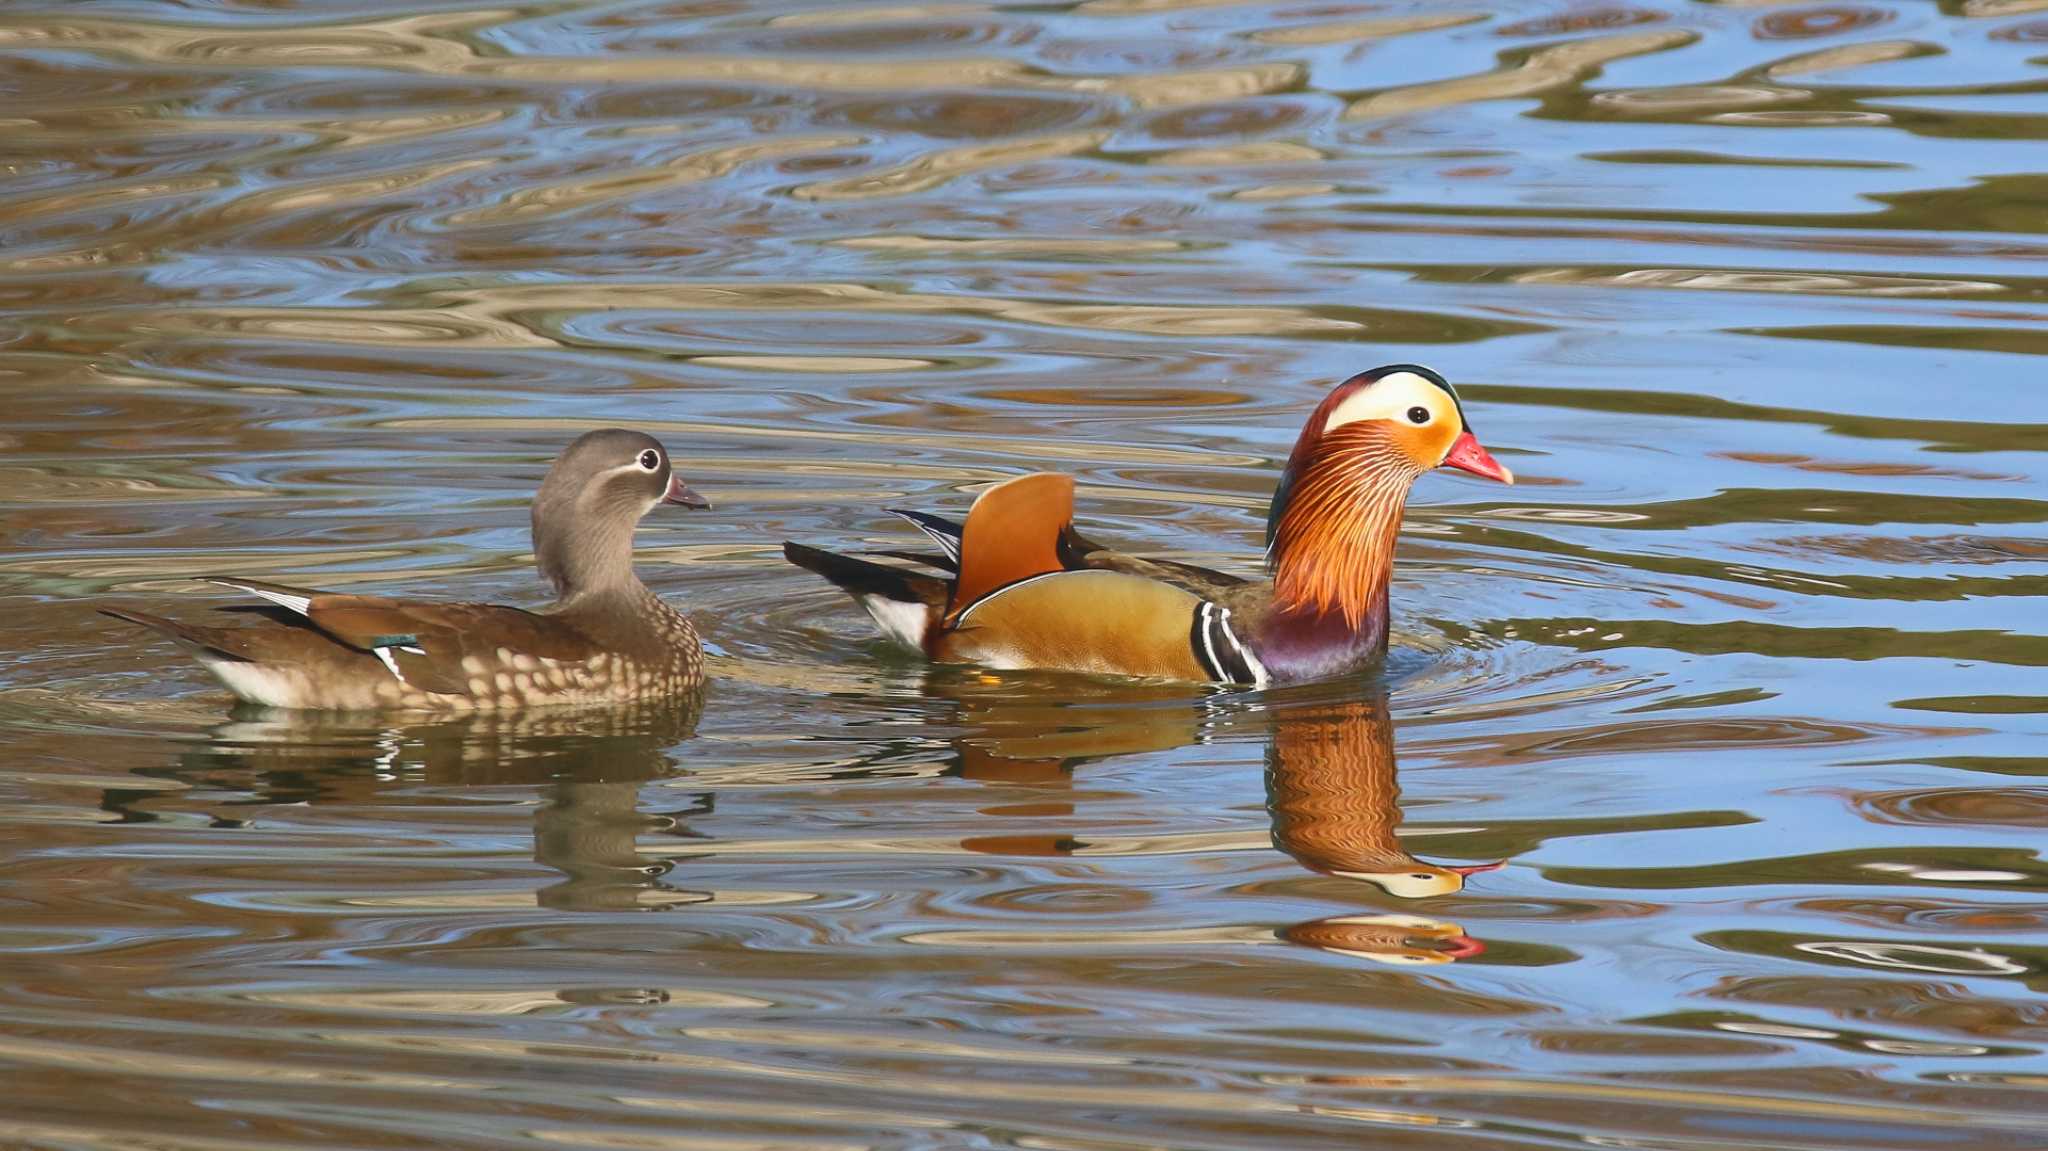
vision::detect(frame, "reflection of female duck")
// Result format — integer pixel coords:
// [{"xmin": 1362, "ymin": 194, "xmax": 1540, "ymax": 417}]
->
[
  {"xmin": 195, "ymin": 699, "xmax": 700, "ymax": 788},
  {"xmin": 1266, "ymin": 697, "xmax": 1501, "ymax": 898},
  {"xmin": 126, "ymin": 702, "xmax": 705, "ymax": 911}
]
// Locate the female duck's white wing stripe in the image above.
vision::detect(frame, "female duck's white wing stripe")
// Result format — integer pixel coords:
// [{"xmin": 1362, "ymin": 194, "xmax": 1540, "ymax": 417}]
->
[{"xmin": 211, "ymin": 580, "xmax": 312, "ymax": 617}]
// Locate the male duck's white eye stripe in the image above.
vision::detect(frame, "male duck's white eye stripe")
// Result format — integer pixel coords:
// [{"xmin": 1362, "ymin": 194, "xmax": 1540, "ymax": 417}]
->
[{"xmin": 1323, "ymin": 371, "xmax": 1450, "ymax": 432}]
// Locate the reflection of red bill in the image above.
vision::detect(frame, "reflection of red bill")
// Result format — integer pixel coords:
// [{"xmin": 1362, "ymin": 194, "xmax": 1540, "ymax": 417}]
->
[
  {"xmin": 1448, "ymin": 859, "xmax": 1506, "ymax": 877},
  {"xmin": 1439, "ymin": 934, "xmax": 1486, "ymax": 960},
  {"xmin": 1443, "ymin": 430, "xmax": 1513, "ymax": 484},
  {"xmin": 1280, "ymin": 914, "xmax": 1487, "ymax": 965}
]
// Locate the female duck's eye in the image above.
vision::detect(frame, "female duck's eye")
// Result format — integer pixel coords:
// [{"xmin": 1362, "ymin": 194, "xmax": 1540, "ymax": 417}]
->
[
  {"xmin": 1406, "ymin": 406, "xmax": 1431, "ymax": 425},
  {"xmin": 638, "ymin": 450, "xmax": 660, "ymax": 471}
]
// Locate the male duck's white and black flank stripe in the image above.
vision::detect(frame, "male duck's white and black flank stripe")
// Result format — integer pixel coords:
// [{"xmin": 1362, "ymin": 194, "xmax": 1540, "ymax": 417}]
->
[{"xmin": 1192, "ymin": 601, "xmax": 1269, "ymax": 686}]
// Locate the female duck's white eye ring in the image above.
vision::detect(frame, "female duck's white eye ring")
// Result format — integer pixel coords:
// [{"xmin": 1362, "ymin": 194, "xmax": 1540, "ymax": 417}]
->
[
  {"xmin": 1406, "ymin": 405, "xmax": 1431, "ymax": 425},
  {"xmin": 638, "ymin": 449, "xmax": 661, "ymax": 471}
]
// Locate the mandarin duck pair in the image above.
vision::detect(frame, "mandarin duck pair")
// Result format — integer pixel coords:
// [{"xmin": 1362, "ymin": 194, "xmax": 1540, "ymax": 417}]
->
[{"xmin": 106, "ymin": 365, "xmax": 1511, "ymax": 710}]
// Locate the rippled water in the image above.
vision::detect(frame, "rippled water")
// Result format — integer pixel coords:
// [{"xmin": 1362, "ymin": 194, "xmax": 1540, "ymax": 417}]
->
[{"xmin": 4, "ymin": 1, "xmax": 2046, "ymax": 1147}]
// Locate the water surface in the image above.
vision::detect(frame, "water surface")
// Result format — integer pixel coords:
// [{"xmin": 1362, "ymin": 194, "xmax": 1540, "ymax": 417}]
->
[{"xmin": 3, "ymin": 1, "xmax": 2046, "ymax": 1148}]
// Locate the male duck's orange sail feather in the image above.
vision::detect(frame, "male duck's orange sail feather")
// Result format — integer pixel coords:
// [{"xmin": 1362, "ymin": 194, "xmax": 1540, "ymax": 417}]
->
[{"xmin": 947, "ymin": 473, "xmax": 1074, "ymax": 622}]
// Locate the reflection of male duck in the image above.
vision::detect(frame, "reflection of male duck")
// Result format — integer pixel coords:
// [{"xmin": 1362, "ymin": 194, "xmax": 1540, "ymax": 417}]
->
[
  {"xmin": 930, "ymin": 680, "xmax": 1496, "ymax": 963},
  {"xmin": 944, "ymin": 678, "xmax": 1206, "ymax": 784},
  {"xmin": 1282, "ymin": 913, "xmax": 1485, "ymax": 966},
  {"xmin": 1266, "ymin": 695, "xmax": 1501, "ymax": 899}
]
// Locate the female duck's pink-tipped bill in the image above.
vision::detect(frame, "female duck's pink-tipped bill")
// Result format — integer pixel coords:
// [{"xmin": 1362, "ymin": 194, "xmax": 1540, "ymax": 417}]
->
[
  {"xmin": 1443, "ymin": 431, "xmax": 1513, "ymax": 484},
  {"xmin": 664, "ymin": 475, "xmax": 711, "ymax": 509},
  {"xmin": 1448, "ymin": 859, "xmax": 1506, "ymax": 877}
]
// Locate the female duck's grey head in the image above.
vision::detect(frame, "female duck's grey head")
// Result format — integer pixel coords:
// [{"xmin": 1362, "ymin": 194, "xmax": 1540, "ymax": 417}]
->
[{"xmin": 532, "ymin": 429, "xmax": 708, "ymax": 597}]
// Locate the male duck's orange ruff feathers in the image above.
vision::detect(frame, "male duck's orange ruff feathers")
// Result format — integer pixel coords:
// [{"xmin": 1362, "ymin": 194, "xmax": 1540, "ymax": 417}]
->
[
  {"xmin": 785, "ymin": 364, "xmax": 1514, "ymax": 687},
  {"xmin": 103, "ymin": 429, "xmax": 708, "ymax": 712}
]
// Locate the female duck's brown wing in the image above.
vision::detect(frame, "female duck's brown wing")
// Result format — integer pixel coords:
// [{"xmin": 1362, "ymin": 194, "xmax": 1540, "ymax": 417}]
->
[
  {"xmin": 209, "ymin": 578, "xmax": 603, "ymax": 696},
  {"xmin": 100, "ymin": 603, "xmax": 380, "ymax": 673}
]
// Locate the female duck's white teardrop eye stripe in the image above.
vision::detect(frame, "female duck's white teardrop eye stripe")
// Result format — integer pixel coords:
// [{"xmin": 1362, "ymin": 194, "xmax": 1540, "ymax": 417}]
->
[
  {"xmin": 598, "ymin": 457, "xmax": 663, "ymax": 483},
  {"xmin": 1323, "ymin": 371, "xmax": 1456, "ymax": 432}
]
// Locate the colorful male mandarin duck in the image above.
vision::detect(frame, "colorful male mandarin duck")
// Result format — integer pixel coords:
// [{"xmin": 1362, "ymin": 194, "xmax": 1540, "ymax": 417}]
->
[
  {"xmin": 103, "ymin": 429, "xmax": 710, "ymax": 711},
  {"xmin": 785, "ymin": 364, "xmax": 1512, "ymax": 686}
]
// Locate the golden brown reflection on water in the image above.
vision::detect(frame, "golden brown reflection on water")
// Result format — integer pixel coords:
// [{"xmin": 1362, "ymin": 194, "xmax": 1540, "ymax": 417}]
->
[{"xmin": 4, "ymin": 0, "xmax": 2048, "ymax": 1147}]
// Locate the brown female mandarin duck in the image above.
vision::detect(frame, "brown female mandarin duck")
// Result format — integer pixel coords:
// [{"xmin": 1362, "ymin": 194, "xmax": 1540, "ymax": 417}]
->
[
  {"xmin": 102, "ymin": 429, "xmax": 710, "ymax": 711},
  {"xmin": 785, "ymin": 365, "xmax": 1512, "ymax": 686}
]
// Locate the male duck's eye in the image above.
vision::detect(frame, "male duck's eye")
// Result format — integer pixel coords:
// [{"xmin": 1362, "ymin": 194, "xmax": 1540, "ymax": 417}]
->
[
  {"xmin": 1406, "ymin": 406, "xmax": 1431, "ymax": 425},
  {"xmin": 638, "ymin": 450, "xmax": 661, "ymax": 471}
]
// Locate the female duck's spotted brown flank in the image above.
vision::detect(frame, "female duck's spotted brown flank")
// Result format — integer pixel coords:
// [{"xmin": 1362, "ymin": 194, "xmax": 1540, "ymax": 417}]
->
[
  {"xmin": 784, "ymin": 364, "xmax": 1513, "ymax": 686},
  {"xmin": 102, "ymin": 429, "xmax": 709, "ymax": 711}
]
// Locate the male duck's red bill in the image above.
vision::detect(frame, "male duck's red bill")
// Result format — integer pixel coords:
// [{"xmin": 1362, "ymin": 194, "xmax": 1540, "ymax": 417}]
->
[{"xmin": 785, "ymin": 363, "xmax": 1514, "ymax": 686}]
